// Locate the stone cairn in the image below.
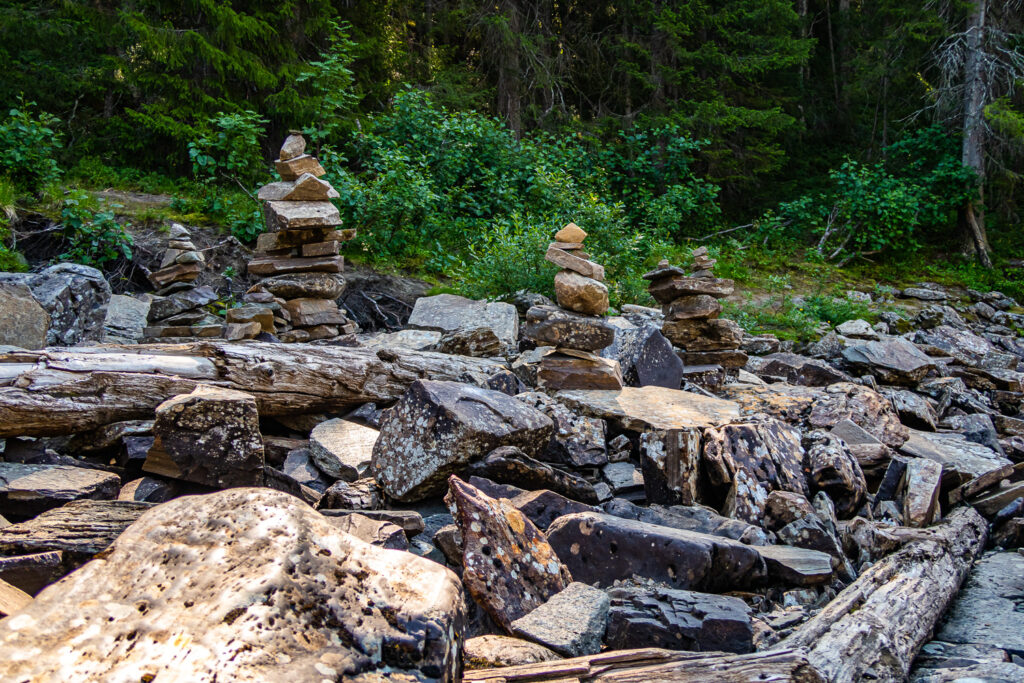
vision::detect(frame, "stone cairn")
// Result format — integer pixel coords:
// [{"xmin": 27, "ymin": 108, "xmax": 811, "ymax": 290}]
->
[
  {"xmin": 644, "ymin": 246, "xmax": 747, "ymax": 381},
  {"xmin": 241, "ymin": 133, "xmax": 357, "ymax": 342},
  {"xmin": 523, "ymin": 222, "xmax": 624, "ymax": 390},
  {"xmin": 144, "ymin": 223, "xmax": 223, "ymax": 340}
]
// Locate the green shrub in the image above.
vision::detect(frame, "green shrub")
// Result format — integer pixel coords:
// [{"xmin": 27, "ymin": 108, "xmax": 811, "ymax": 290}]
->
[
  {"xmin": 0, "ymin": 177, "xmax": 26, "ymax": 271},
  {"xmin": 59, "ymin": 191, "xmax": 133, "ymax": 267},
  {"xmin": 0, "ymin": 100, "xmax": 62, "ymax": 192}
]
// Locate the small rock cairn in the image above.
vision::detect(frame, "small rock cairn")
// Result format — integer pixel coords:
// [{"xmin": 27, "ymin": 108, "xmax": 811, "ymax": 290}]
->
[
  {"xmin": 144, "ymin": 223, "xmax": 223, "ymax": 340},
  {"xmin": 523, "ymin": 222, "xmax": 624, "ymax": 390},
  {"xmin": 644, "ymin": 247, "xmax": 747, "ymax": 374},
  {"xmin": 242, "ymin": 133, "xmax": 357, "ymax": 342}
]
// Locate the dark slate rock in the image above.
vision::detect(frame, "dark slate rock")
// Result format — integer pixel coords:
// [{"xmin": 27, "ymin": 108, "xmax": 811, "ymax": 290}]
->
[
  {"xmin": 465, "ymin": 446, "xmax": 597, "ymax": 504},
  {"xmin": 803, "ymin": 431, "xmax": 866, "ymax": 519},
  {"xmin": 605, "ymin": 584, "xmax": 753, "ymax": 653},
  {"xmin": 516, "ymin": 392, "xmax": 607, "ymax": 468},
  {"xmin": 511, "ymin": 489, "xmax": 596, "ymax": 531},
  {"xmin": 601, "ymin": 498, "xmax": 771, "ymax": 545},
  {"xmin": 523, "ymin": 305, "xmax": 616, "ymax": 351},
  {"xmin": 467, "ymin": 475, "xmax": 526, "ymax": 500},
  {"xmin": 748, "ymin": 352, "xmax": 852, "ymax": 387},
  {"xmin": 0, "ymin": 463, "xmax": 121, "ymax": 520},
  {"xmin": 0, "ymin": 263, "xmax": 111, "ymax": 346},
  {"xmin": 600, "ymin": 324, "xmax": 684, "ymax": 389},
  {"xmin": 546, "ymin": 511, "xmax": 766, "ymax": 591},
  {"xmin": 841, "ymin": 338, "xmax": 937, "ymax": 385}
]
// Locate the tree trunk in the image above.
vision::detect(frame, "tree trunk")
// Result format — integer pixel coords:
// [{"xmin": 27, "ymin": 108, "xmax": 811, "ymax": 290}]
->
[
  {"xmin": 463, "ymin": 647, "xmax": 825, "ymax": 682},
  {"xmin": 0, "ymin": 343, "xmax": 505, "ymax": 437},
  {"xmin": 961, "ymin": 0, "xmax": 993, "ymax": 267},
  {"xmin": 777, "ymin": 507, "xmax": 987, "ymax": 682}
]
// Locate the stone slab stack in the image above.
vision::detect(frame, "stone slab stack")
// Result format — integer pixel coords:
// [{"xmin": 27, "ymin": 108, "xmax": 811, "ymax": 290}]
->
[
  {"xmin": 144, "ymin": 223, "xmax": 224, "ymax": 340},
  {"xmin": 526, "ymin": 223, "xmax": 623, "ymax": 390},
  {"xmin": 245, "ymin": 133, "xmax": 357, "ymax": 342},
  {"xmin": 644, "ymin": 247, "xmax": 747, "ymax": 383}
]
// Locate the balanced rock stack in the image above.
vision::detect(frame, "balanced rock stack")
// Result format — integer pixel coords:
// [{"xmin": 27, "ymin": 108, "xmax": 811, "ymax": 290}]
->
[
  {"xmin": 644, "ymin": 247, "xmax": 747, "ymax": 376},
  {"xmin": 524, "ymin": 223, "xmax": 623, "ymax": 390},
  {"xmin": 244, "ymin": 133, "xmax": 357, "ymax": 343},
  {"xmin": 143, "ymin": 224, "xmax": 223, "ymax": 340}
]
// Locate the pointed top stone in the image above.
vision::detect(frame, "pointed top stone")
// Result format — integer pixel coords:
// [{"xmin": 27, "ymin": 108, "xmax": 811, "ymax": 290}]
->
[
  {"xmin": 692, "ymin": 246, "xmax": 709, "ymax": 258},
  {"xmin": 167, "ymin": 223, "xmax": 191, "ymax": 240},
  {"xmin": 555, "ymin": 223, "xmax": 587, "ymax": 243},
  {"xmin": 279, "ymin": 134, "xmax": 306, "ymax": 161}
]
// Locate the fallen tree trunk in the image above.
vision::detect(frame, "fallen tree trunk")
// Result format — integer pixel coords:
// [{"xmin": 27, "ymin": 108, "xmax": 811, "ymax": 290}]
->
[
  {"xmin": 0, "ymin": 342, "xmax": 505, "ymax": 437},
  {"xmin": 463, "ymin": 647, "xmax": 825, "ymax": 682},
  {"xmin": 777, "ymin": 506, "xmax": 987, "ymax": 682}
]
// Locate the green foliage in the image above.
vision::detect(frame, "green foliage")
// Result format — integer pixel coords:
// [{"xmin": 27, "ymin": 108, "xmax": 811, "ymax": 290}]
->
[
  {"xmin": 189, "ymin": 111, "xmax": 269, "ymax": 187},
  {"xmin": 726, "ymin": 292, "xmax": 877, "ymax": 342},
  {"xmin": 295, "ymin": 21, "xmax": 359, "ymax": 144},
  {"xmin": 452, "ymin": 216, "xmax": 557, "ymax": 300},
  {"xmin": 59, "ymin": 191, "xmax": 133, "ymax": 267},
  {"xmin": 0, "ymin": 100, "xmax": 62, "ymax": 192},
  {"xmin": 763, "ymin": 128, "xmax": 977, "ymax": 261},
  {"xmin": 0, "ymin": 177, "xmax": 26, "ymax": 271}
]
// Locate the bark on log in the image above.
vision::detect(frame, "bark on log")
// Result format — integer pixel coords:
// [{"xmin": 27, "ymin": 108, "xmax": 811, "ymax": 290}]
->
[
  {"xmin": 0, "ymin": 342, "xmax": 505, "ymax": 437},
  {"xmin": 777, "ymin": 506, "xmax": 987, "ymax": 682},
  {"xmin": 462, "ymin": 647, "xmax": 825, "ymax": 682}
]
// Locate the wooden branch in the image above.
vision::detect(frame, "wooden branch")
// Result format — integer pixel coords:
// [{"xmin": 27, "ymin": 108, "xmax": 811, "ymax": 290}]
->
[
  {"xmin": 463, "ymin": 647, "xmax": 824, "ymax": 682},
  {"xmin": 0, "ymin": 342, "xmax": 506, "ymax": 437},
  {"xmin": 776, "ymin": 506, "xmax": 987, "ymax": 682}
]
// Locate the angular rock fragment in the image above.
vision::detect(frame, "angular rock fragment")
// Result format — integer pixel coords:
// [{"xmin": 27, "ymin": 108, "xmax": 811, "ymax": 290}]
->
[
  {"xmin": 537, "ymin": 350, "xmax": 624, "ymax": 390},
  {"xmin": 803, "ymin": 431, "xmax": 866, "ymax": 519},
  {"xmin": 408, "ymin": 293, "xmax": 519, "ymax": 352},
  {"xmin": 748, "ymin": 352, "xmax": 851, "ymax": 386},
  {"xmin": 602, "ymin": 498, "xmax": 771, "ymax": 545},
  {"xmin": 544, "ymin": 245, "xmax": 605, "ymax": 280},
  {"xmin": 553, "ymin": 270, "xmax": 609, "ymax": 316},
  {"xmin": 757, "ymin": 544, "xmax": 834, "ymax": 586},
  {"xmin": 639, "ymin": 427, "xmax": 702, "ymax": 505},
  {"xmin": 523, "ymin": 305, "xmax": 615, "ymax": 350},
  {"xmin": 144, "ymin": 385, "xmax": 265, "ymax": 488},
  {"xmin": 902, "ymin": 458, "xmax": 942, "ymax": 527},
  {"xmin": 0, "ymin": 551, "xmax": 65, "ymax": 596},
  {"xmin": 515, "ymin": 392, "xmax": 607, "ymax": 468},
  {"xmin": 318, "ymin": 477, "xmax": 381, "ymax": 510},
  {"xmin": 463, "ymin": 635, "xmax": 561, "ymax": 670},
  {"xmin": 117, "ymin": 476, "xmax": 175, "ymax": 503},
  {"xmin": 0, "ymin": 500, "xmax": 153, "ymax": 559},
  {"xmin": 257, "ymin": 173, "xmax": 340, "ymax": 201},
  {"xmin": 605, "ymin": 584, "xmax": 753, "ymax": 653},
  {"xmin": 0, "ymin": 578, "xmax": 31, "ymax": 618},
  {"xmin": 0, "ymin": 489, "xmax": 465, "ymax": 682},
  {"xmin": 556, "ymin": 385, "xmax": 740, "ymax": 432},
  {"xmin": 436, "ymin": 326, "xmax": 503, "ymax": 357},
  {"xmin": 325, "ymin": 512, "xmax": 408, "ymax": 550},
  {"xmin": 465, "ymin": 446, "xmax": 597, "ymax": 504},
  {"xmin": 600, "ymin": 324, "xmax": 684, "ymax": 389},
  {"xmin": 0, "ymin": 463, "xmax": 121, "ymax": 519},
  {"xmin": 841, "ymin": 338, "xmax": 936, "ymax": 385},
  {"xmin": 546, "ymin": 512, "xmax": 766, "ymax": 590},
  {"xmin": 511, "ymin": 582, "xmax": 610, "ymax": 657},
  {"xmin": 808, "ymin": 382, "xmax": 909, "ymax": 448},
  {"xmin": 446, "ymin": 476, "xmax": 571, "ymax": 633},
  {"xmin": 511, "ymin": 489, "xmax": 596, "ymax": 531},
  {"xmin": 373, "ymin": 380, "xmax": 554, "ymax": 501},
  {"xmin": 309, "ymin": 418, "xmax": 377, "ymax": 481}
]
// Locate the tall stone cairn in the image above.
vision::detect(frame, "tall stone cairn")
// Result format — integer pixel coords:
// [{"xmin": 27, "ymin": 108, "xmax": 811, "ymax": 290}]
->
[
  {"xmin": 524, "ymin": 222, "xmax": 624, "ymax": 390},
  {"xmin": 644, "ymin": 247, "xmax": 748, "ymax": 375},
  {"xmin": 243, "ymin": 133, "xmax": 357, "ymax": 342}
]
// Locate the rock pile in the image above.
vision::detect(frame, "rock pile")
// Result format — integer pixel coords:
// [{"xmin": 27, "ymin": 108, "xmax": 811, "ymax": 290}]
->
[
  {"xmin": 523, "ymin": 223, "xmax": 623, "ymax": 390},
  {"xmin": 243, "ymin": 132, "xmax": 357, "ymax": 342},
  {"xmin": 144, "ymin": 223, "xmax": 224, "ymax": 340},
  {"xmin": 645, "ymin": 247, "xmax": 747, "ymax": 385}
]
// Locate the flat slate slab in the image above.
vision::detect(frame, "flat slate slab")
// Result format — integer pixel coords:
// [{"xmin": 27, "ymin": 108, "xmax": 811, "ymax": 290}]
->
[
  {"xmin": 0, "ymin": 500, "xmax": 154, "ymax": 558},
  {"xmin": 0, "ymin": 463, "xmax": 121, "ymax": 518},
  {"xmin": 934, "ymin": 552, "xmax": 1024, "ymax": 656},
  {"xmin": 555, "ymin": 386, "xmax": 740, "ymax": 432},
  {"xmin": 900, "ymin": 429, "xmax": 1012, "ymax": 483}
]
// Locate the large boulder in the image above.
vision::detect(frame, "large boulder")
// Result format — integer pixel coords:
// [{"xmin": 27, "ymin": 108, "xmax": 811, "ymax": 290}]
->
[
  {"xmin": 372, "ymin": 380, "xmax": 554, "ymax": 502},
  {"xmin": 808, "ymin": 382, "xmax": 909, "ymax": 448},
  {"xmin": 914, "ymin": 325, "xmax": 995, "ymax": 365},
  {"xmin": 0, "ymin": 282, "xmax": 49, "ymax": 349},
  {"xmin": 0, "ymin": 464, "xmax": 121, "ymax": 520},
  {"xmin": 599, "ymin": 323, "xmax": 684, "ymax": 389},
  {"xmin": 407, "ymin": 293, "xmax": 518, "ymax": 354},
  {"xmin": 803, "ymin": 431, "xmax": 866, "ymax": 519},
  {"xmin": 0, "ymin": 263, "xmax": 111, "ymax": 347},
  {"xmin": 0, "ymin": 489, "xmax": 465, "ymax": 681},
  {"xmin": 746, "ymin": 352, "xmax": 851, "ymax": 387}
]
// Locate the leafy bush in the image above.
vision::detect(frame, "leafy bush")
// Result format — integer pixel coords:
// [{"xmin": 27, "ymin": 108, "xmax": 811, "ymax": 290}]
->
[
  {"xmin": 59, "ymin": 191, "xmax": 133, "ymax": 267},
  {"xmin": 0, "ymin": 177, "xmax": 26, "ymax": 271},
  {"xmin": 762, "ymin": 127, "xmax": 976, "ymax": 262},
  {"xmin": 0, "ymin": 100, "xmax": 62, "ymax": 192}
]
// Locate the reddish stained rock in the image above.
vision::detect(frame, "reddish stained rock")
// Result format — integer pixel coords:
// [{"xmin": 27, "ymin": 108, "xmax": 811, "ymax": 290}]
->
[{"xmin": 445, "ymin": 476, "xmax": 571, "ymax": 633}]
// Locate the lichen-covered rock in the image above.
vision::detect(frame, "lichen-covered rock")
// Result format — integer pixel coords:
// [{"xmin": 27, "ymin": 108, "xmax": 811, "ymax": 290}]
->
[
  {"xmin": 523, "ymin": 305, "xmax": 616, "ymax": 351},
  {"xmin": 702, "ymin": 419, "xmax": 807, "ymax": 524},
  {"xmin": 803, "ymin": 431, "xmax": 866, "ymax": 519},
  {"xmin": 446, "ymin": 476, "xmax": 571, "ymax": 633},
  {"xmin": 465, "ymin": 446, "xmax": 597, "ymax": 504},
  {"xmin": 0, "ymin": 488, "xmax": 465, "ymax": 682},
  {"xmin": 841, "ymin": 338, "xmax": 936, "ymax": 385},
  {"xmin": 144, "ymin": 385, "xmax": 265, "ymax": 489},
  {"xmin": 808, "ymin": 382, "xmax": 909, "ymax": 448},
  {"xmin": 0, "ymin": 263, "xmax": 111, "ymax": 346},
  {"xmin": 511, "ymin": 582, "xmax": 610, "ymax": 656},
  {"xmin": 372, "ymin": 380, "xmax": 554, "ymax": 502},
  {"xmin": 515, "ymin": 392, "xmax": 607, "ymax": 468}
]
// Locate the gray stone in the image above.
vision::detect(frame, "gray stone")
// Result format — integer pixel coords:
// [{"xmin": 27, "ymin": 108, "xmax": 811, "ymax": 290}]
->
[
  {"xmin": 103, "ymin": 294, "xmax": 150, "ymax": 343},
  {"xmin": 117, "ymin": 476, "xmax": 175, "ymax": 503},
  {"xmin": 325, "ymin": 512, "xmax": 408, "ymax": 550},
  {"xmin": 902, "ymin": 286, "xmax": 947, "ymax": 301},
  {"xmin": 281, "ymin": 448, "xmax": 330, "ymax": 492},
  {"xmin": 602, "ymin": 497, "xmax": 771, "ymax": 545},
  {"xmin": 605, "ymin": 584, "xmax": 753, "ymax": 653},
  {"xmin": 435, "ymin": 326, "xmax": 503, "ymax": 357},
  {"xmin": 524, "ymin": 305, "xmax": 615, "ymax": 351},
  {"xmin": 0, "ymin": 283, "xmax": 49, "ymax": 348},
  {"xmin": 804, "ymin": 431, "xmax": 866, "ymax": 519},
  {"xmin": 465, "ymin": 446, "xmax": 597, "ymax": 503},
  {"xmin": 900, "ymin": 429, "xmax": 1012, "ymax": 486},
  {"xmin": 0, "ymin": 489, "xmax": 465, "ymax": 682},
  {"xmin": 842, "ymin": 338, "xmax": 936, "ymax": 385},
  {"xmin": 887, "ymin": 389, "xmax": 938, "ymax": 431},
  {"xmin": 0, "ymin": 263, "xmax": 111, "ymax": 346},
  {"xmin": 602, "ymin": 461, "xmax": 644, "ymax": 493},
  {"xmin": 747, "ymin": 352, "xmax": 851, "ymax": 387},
  {"xmin": 835, "ymin": 319, "xmax": 880, "ymax": 340},
  {"xmin": 914, "ymin": 325, "xmax": 995, "ymax": 365},
  {"xmin": 372, "ymin": 380, "xmax": 554, "ymax": 502},
  {"xmin": 600, "ymin": 323, "xmax": 684, "ymax": 389},
  {"xmin": 463, "ymin": 635, "xmax": 561, "ymax": 670},
  {"xmin": 147, "ymin": 285, "xmax": 218, "ymax": 321},
  {"xmin": 0, "ymin": 500, "xmax": 153, "ymax": 558},
  {"xmin": 309, "ymin": 418, "xmax": 378, "ymax": 482},
  {"xmin": 515, "ymin": 392, "xmax": 607, "ymax": 468},
  {"xmin": 318, "ymin": 477, "xmax": 381, "ymax": 510},
  {"xmin": 0, "ymin": 463, "xmax": 121, "ymax": 519},
  {"xmin": 408, "ymin": 293, "xmax": 518, "ymax": 353},
  {"xmin": 511, "ymin": 582, "xmax": 610, "ymax": 657},
  {"xmin": 934, "ymin": 552, "xmax": 1024, "ymax": 656}
]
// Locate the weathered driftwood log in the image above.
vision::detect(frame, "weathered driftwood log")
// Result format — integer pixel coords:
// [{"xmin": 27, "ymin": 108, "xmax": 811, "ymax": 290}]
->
[
  {"xmin": 0, "ymin": 342, "xmax": 505, "ymax": 437},
  {"xmin": 462, "ymin": 647, "xmax": 825, "ymax": 682},
  {"xmin": 777, "ymin": 506, "xmax": 987, "ymax": 682}
]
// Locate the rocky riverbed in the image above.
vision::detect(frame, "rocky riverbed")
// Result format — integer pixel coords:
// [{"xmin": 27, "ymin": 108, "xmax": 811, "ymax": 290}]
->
[{"xmin": 0, "ymin": 235, "xmax": 1022, "ymax": 681}]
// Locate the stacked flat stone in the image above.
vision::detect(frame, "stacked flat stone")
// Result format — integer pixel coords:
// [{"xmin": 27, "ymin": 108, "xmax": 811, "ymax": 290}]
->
[
  {"xmin": 144, "ymin": 224, "xmax": 224, "ymax": 340},
  {"xmin": 244, "ymin": 133, "xmax": 357, "ymax": 343},
  {"xmin": 644, "ymin": 247, "xmax": 748, "ymax": 375},
  {"xmin": 526, "ymin": 223, "xmax": 623, "ymax": 390}
]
